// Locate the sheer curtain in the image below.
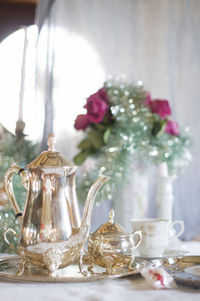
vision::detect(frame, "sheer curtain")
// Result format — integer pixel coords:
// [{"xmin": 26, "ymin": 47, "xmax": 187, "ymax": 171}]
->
[{"xmin": 35, "ymin": 0, "xmax": 200, "ymax": 239}]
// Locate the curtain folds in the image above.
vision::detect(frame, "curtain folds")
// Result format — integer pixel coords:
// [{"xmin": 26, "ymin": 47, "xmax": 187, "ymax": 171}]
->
[
  {"xmin": 35, "ymin": 0, "xmax": 55, "ymax": 31},
  {"xmin": 35, "ymin": 0, "xmax": 200, "ymax": 239}
]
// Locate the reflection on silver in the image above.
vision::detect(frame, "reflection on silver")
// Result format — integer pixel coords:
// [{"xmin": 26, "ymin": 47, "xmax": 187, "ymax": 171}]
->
[{"xmin": 4, "ymin": 134, "xmax": 109, "ymax": 274}]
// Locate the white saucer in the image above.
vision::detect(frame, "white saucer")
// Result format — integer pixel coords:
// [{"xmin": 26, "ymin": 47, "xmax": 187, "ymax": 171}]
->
[
  {"xmin": 163, "ymin": 249, "xmax": 190, "ymax": 257},
  {"xmin": 137, "ymin": 249, "xmax": 190, "ymax": 259}
]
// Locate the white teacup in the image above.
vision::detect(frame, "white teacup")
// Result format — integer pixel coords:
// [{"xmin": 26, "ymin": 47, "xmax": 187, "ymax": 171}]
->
[{"xmin": 130, "ymin": 218, "xmax": 184, "ymax": 257}]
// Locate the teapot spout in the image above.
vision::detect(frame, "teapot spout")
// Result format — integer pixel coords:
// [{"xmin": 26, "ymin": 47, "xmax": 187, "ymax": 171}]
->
[{"xmin": 80, "ymin": 175, "xmax": 109, "ymax": 233}]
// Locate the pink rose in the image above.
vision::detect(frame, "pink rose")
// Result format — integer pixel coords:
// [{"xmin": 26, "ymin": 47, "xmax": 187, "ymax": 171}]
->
[
  {"xmin": 74, "ymin": 114, "xmax": 90, "ymax": 130},
  {"xmin": 149, "ymin": 99, "xmax": 171, "ymax": 119},
  {"xmin": 84, "ymin": 88, "xmax": 109, "ymax": 123},
  {"xmin": 98, "ymin": 87, "xmax": 108, "ymax": 101},
  {"xmin": 165, "ymin": 120, "xmax": 180, "ymax": 136}
]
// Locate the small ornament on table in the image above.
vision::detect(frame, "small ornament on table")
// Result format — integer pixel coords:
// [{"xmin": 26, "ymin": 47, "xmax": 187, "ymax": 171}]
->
[{"xmin": 141, "ymin": 266, "xmax": 177, "ymax": 289}]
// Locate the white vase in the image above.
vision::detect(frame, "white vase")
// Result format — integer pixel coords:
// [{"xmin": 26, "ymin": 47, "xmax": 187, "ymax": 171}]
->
[
  {"xmin": 113, "ymin": 167, "xmax": 148, "ymax": 232},
  {"xmin": 155, "ymin": 163, "xmax": 187, "ymax": 252},
  {"xmin": 156, "ymin": 175, "xmax": 175, "ymax": 221}
]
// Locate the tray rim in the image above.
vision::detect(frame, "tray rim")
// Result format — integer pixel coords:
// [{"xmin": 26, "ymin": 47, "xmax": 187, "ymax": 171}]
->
[{"xmin": 0, "ymin": 256, "xmax": 146, "ymax": 283}]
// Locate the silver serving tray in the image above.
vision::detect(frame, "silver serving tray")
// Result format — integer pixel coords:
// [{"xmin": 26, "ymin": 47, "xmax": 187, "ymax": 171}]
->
[{"xmin": 0, "ymin": 256, "xmax": 146, "ymax": 283}]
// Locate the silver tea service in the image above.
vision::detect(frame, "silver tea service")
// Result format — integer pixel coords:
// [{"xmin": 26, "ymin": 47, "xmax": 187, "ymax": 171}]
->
[{"xmin": 4, "ymin": 133, "xmax": 109, "ymax": 274}]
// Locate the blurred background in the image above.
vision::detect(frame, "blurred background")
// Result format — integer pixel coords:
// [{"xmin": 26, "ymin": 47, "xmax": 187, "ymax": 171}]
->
[{"xmin": 0, "ymin": 0, "xmax": 200, "ymax": 245}]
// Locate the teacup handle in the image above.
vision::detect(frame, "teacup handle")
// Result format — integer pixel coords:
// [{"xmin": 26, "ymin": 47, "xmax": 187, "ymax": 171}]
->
[
  {"xmin": 4, "ymin": 228, "xmax": 20, "ymax": 255},
  {"xmin": 131, "ymin": 230, "xmax": 142, "ymax": 249},
  {"xmin": 171, "ymin": 220, "xmax": 184, "ymax": 238}
]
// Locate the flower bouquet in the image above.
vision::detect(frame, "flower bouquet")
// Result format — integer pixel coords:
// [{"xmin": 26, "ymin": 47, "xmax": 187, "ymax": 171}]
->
[{"xmin": 74, "ymin": 78, "xmax": 191, "ymax": 204}]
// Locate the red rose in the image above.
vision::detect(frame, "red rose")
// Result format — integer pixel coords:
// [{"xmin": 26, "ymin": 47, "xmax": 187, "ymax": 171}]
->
[
  {"xmin": 74, "ymin": 114, "xmax": 90, "ymax": 131},
  {"xmin": 149, "ymin": 99, "xmax": 171, "ymax": 119},
  {"xmin": 165, "ymin": 120, "xmax": 180, "ymax": 136},
  {"xmin": 84, "ymin": 88, "xmax": 108, "ymax": 123}
]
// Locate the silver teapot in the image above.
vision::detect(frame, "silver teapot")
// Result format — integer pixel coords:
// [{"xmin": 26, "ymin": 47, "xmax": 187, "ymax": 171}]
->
[{"xmin": 4, "ymin": 134, "xmax": 108, "ymax": 274}]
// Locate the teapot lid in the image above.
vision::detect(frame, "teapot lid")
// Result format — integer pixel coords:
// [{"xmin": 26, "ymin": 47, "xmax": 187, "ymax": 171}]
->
[
  {"xmin": 91, "ymin": 209, "xmax": 127, "ymax": 238},
  {"xmin": 27, "ymin": 134, "xmax": 76, "ymax": 168}
]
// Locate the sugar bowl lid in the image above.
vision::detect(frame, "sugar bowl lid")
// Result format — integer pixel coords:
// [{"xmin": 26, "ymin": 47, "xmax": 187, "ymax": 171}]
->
[
  {"xmin": 91, "ymin": 209, "xmax": 127, "ymax": 238},
  {"xmin": 27, "ymin": 133, "xmax": 76, "ymax": 169}
]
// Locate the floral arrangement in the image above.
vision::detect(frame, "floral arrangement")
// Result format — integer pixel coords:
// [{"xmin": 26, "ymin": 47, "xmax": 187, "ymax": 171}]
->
[{"xmin": 74, "ymin": 78, "xmax": 191, "ymax": 203}]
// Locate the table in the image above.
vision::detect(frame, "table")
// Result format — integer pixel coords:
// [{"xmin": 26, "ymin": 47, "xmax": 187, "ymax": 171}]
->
[{"xmin": 1, "ymin": 242, "xmax": 200, "ymax": 301}]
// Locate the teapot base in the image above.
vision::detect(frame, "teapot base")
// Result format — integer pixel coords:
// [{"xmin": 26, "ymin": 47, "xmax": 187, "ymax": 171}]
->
[{"xmin": 18, "ymin": 242, "xmax": 84, "ymax": 274}]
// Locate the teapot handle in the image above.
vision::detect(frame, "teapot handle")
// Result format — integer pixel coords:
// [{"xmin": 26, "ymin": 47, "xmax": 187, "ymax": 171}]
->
[{"xmin": 4, "ymin": 163, "xmax": 28, "ymax": 221}]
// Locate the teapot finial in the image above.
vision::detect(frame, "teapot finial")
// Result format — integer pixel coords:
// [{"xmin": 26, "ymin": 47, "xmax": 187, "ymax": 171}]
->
[
  {"xmin": 108, "ymin": 209, "xmax": 115, "ymax": 224},
  {"xmin": 47, "ymin": 133, "xmax": 56, "ymax": 152}
]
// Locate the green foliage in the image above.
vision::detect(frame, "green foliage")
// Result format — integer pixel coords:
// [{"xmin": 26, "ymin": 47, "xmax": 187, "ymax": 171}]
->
[
  {"xmin": 74, "ymin": 150, "xmax": 91, "ymax": 166},
  {"xmin": 88, "ymin": 129, "xmax": 104, "ymax": 149},
  {"xmin": 103, "ymin": 128, "xmax": 111, "ymax": 144}
]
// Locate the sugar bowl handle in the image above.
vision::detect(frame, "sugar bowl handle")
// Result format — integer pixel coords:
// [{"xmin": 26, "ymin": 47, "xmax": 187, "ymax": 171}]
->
[
  {"xmin": 131, "ymin": 230, "xmax": 142, "ymax": 249},
  {"xmin": 4, "ymin": 163, "xmax": 28, "ymax": 222}
]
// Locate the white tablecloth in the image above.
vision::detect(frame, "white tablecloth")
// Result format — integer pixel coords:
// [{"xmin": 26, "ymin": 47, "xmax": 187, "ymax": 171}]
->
[{"xmin": 1, "ymin": 242, "xmax": 200, "ymax": 301}]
